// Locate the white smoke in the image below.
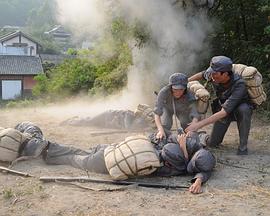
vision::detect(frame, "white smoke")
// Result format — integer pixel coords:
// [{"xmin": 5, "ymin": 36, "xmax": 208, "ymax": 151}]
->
[
  {"xmin": 55, "ymin": 0, "xmax": 107, "ymax": 38},
  {"xmin": 55, "ymin": 0, "xmax": 213, "ymax": 111}
]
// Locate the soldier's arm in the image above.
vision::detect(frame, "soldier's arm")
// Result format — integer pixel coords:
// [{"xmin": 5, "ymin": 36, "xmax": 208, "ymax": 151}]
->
[
  {"xmin": 222, "ymin": 80, "xmax": 248, "ymax": 114},
  {"xmin": 189, "ymin": 170, "xmax": 212, "ymax": 194},
  {"xmin": 154, "ymin": 114, "xmax": 165, "ymax": 139},
  {"xmin": 178, "ymin": 134, "xmax": 189, "ymax": 160},
  {"xmin": 188, "ymin": 72, "xmax": 204, "ymax": 82},
  {"xmin": 185, "ymin": 108, "xmax": 227, "ymax": 132},
  {"xmin": 154, "ymin": 89, "xmax": 168, "ymax": 139}
]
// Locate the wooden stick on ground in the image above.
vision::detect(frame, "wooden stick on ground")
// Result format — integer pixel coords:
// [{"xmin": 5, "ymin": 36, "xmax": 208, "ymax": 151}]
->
[
  {"xmin": 40, "ymin": 176, "xmax": 190, "ymax": 189},
  {"xmin": 55, "ymin": 180, "xmax": 138, "ymax": 192},
  {"xmin": 0, "ymin": 166, "xmax": 34, "ymax": 177}
]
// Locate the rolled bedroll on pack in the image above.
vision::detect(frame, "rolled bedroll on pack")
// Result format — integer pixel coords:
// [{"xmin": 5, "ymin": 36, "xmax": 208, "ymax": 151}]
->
[
  {"xmin": 232, "ymin": 64, "xmax": 267, "ymax": 105},
  {"xmin": 0, "ymin": 128, "xmax": 29, "ymax": 162},
  {"xmin": 187, "ymin": 81, "xmax": 210, "ymax": 114},
  {"xmin": 39, "ymin": 176, "xmax": 190, "ymax": 189},
  {"xmin": 104, "ymin": 135, "xmax": 161, "ymax": 180}
]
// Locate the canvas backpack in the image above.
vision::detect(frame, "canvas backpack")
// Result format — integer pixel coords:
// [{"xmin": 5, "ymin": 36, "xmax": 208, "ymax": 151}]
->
[
  {"xmin": 104, "ymin": 135, "xmax": 161, "ymax": 180},
  {"xmin": 188, "ymin": 81, "xmax": 210, "ymax": 114},
  {"xmin": 232, "ymin": 64, "xmax": 267, "ymax": 106},
  {"xmin": 134, "ymin": 104, "xmax": 156, "ymax": 128},
  {"xmin": 0, "ymin": 128, "xmax": 29, "ymax": 162}
]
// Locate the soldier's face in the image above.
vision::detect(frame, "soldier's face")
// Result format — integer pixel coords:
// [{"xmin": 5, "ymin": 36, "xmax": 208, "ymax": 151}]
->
[
  {"xmin": 212, "ymin": 72, "xmax": 229, "ymax": 84},
  {"xmin": 172, "ymin": 88, "xmax": 185, "ymax": 99}
]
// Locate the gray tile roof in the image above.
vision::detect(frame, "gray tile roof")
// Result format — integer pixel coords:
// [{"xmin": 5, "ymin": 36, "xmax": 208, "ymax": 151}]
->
[
  {"xmin": 0, "ymin": 31, "xmax": 41, "ymax": 46},
  {"xmin": 0, "ymin": 55, "xmax": 44, "ymax": 75}
]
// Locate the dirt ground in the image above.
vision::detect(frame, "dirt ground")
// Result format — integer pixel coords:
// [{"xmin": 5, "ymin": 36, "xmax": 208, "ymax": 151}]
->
[{"xmin": 0, "ymin": 105, "xmax": 270, "ymax": 216}]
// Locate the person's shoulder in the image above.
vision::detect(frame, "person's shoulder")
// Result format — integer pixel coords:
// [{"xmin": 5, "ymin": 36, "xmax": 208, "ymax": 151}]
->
[
  {"xmin": 232, "ymin": 73, "xmax": 245, "ymax": 85},
  {"xmin": 158, "ymin": 85, "xmax": 171, "ymax": 96},
  {"xmin": 160, "ymin": 85, "xmax": 171, "ymax": 92},
  {"xmin": 201, "ymin": 69, "xmax": 210, "ymax": 81}
]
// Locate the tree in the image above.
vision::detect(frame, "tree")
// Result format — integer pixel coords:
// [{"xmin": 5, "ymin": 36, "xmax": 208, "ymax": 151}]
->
[{"xmin": 210, "ymin": 0, "xmax": 270, "ymax": 109}]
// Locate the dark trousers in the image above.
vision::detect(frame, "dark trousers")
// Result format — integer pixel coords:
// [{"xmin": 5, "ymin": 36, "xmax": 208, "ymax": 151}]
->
[
  {"xmin": 208, "ymin": 103, "xmax": 253, "ymax": 151},
  {"xmin": 45, "ymin": 142, "xmax": 109, "ymax": 174}
]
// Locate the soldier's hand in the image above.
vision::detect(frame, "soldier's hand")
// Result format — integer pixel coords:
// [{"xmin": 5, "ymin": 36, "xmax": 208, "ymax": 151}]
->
[
  {"xmin": 156, "ymin": 129, "xmax": 165, "ymax": 140},
  {"xmin": 186, "ymin": 131, "xmax": 195, "ymax": 137},
  {"xmin": 189, "ymin": 178, "xmax": 202, "ymax": 194},
  {"xmin": 185, "ymin": 122, "xmax": 199, "ymax": 133},
  {"xmin": 177, "ymin": 134, "xmax": 187, "ymax": 147}
]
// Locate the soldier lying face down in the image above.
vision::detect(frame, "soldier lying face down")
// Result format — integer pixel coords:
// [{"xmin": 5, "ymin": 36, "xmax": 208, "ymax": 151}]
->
[
  {"xmin": 0, "ymin": 122, "xmax": 215, "ymax": 194},
  {"xmin": 60, "ymin": 104, "xmax": 156, "ymax": 130}
]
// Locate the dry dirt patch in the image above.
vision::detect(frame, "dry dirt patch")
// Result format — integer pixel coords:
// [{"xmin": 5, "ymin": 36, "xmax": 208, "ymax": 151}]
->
[{"xmin": 0, "ymin": 107, "xmax": 269, "ymax": 216}]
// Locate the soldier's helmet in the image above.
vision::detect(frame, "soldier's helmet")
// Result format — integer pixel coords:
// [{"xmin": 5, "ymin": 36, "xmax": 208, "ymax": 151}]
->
[{"xmin": 169, "ymin": 73, "xmax": 188, "ymax": 89}]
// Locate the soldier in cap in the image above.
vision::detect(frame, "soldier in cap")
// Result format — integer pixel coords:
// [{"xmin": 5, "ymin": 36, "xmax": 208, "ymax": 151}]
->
[
  {"xmin": 154, "ymin": 73, "xmax": 200, "ymax": 140},
  {"xmin": 6, "ymin": 121, "xmax": 215, "ymax": 194},
  {"xmin": 187, "ymin": 56, "xmax": 253, "ymax": 155}
]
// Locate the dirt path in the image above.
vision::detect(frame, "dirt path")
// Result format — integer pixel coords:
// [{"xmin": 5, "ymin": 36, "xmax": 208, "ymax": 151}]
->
[{"xmin": 0, "ymin": 106, "xmax": 269, "ymax": 216}]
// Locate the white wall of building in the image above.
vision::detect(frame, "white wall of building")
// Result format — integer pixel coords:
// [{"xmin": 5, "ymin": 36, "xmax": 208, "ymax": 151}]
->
[{"xmin": 0, "ymin": 35, "xmax": 37, "ymax": 56}]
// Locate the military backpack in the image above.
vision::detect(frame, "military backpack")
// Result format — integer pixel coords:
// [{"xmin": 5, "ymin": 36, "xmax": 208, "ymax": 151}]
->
[
  {"xmin": 232, "ymin": 64, "xmax": 266, "ymax": 106},
  {"xmin": 0, "ymin": 128, "xmax": 29, "ymax": 162},
  {"xmin": 104, "ymin": 135, "xmax": 161, "ymax": 180}
]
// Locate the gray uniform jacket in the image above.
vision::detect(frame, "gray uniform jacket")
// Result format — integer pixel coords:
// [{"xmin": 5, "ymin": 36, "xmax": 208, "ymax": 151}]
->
[
  {"xmin": 154, "ymin": 85, "xmax": 200, "ymax": 119},
  {"xmin": 151, "ymin": 133, "xmax": 212, "ymax": 183},
  {"xmin": 203, "ymin": 71, "xmax": 251, "ymax": 113}
]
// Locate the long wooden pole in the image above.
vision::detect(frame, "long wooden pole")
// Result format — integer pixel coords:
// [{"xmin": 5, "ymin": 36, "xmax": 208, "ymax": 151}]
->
[{"xmin": 40, "ymin": 176, "xmax": 189, "ymax": 189}]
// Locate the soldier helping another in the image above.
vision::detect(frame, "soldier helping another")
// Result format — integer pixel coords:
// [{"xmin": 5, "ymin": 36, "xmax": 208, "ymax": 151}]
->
[
  {"xmin": 187, "ymin": 56, "xmax": 260, "ymax": 155},
  {"xmin": 154, "ymin": 73, "xmax": 201, "ymax": 140}
]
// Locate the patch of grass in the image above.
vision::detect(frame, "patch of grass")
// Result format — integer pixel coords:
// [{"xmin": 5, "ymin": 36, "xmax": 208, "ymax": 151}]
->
[
  {"xmin": 2, "ymin": 188, "xmax": 13, "ymax": 200},
  {"xmin": 18, "ymin": 182, "xmax": 44, "ymax": 196},
  {"xmin": 252, "ymin": 131, "xmax": 267, "ymax": 141}
]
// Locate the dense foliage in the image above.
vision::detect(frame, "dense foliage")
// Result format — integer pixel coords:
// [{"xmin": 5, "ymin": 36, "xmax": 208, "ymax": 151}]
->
[
  {"xmin": 32, "ymin": 16, "xmax": 132, "ymax": 98},
  {"xmin": 210, "ymin": 0, "xmax": 270, "ymax": 110}
]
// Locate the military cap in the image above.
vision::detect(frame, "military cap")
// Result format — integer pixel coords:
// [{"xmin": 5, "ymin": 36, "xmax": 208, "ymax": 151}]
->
[
  {"xmin": 169, "ymin": 73, "xmax": 188, "ymax": 89},
  {"xmin": 206, "ymin": 56, "xmax": 233, "ymax": 74}
]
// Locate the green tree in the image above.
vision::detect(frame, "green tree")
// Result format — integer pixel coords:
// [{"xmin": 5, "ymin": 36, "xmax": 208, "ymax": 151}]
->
[
  {"xmin": 210, "ymin": 0, "xmax": 270, "ymax": 109},
  {"xmin": 34, "ymin": 58, "xmax": 97, "ymax": 98}
]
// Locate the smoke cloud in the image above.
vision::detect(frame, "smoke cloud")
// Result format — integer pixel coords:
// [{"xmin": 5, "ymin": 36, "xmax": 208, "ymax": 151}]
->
[{"xmin": 55, "ymin": 0, "xmax": 213, "ymax": 113}]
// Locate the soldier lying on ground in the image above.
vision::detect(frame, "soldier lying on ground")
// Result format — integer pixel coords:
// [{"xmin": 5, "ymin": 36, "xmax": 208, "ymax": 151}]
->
[
  {"xmin": 60, "ymin": 104, "xmax": 156, "ymax": 130},
  {"xmin": 0, "ymin": 122, "xmax": 215, "ymax": 194}
]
